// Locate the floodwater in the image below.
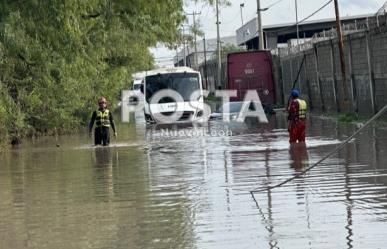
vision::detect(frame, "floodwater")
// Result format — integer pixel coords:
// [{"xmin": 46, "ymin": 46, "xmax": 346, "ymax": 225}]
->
[{"xmin": 1, "ymin": 112, "xmax": 387, "ymax": 249}]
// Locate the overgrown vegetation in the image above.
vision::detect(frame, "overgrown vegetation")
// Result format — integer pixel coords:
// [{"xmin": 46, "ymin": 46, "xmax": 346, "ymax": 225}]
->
[
  {"xmin": 338, "ymin": 113, "xmax": 359, "ymax": 123},
  {"xmin": 0, "ymin": 0, "xmax": 227, "ymax": 147},
  {"xmin": 210, "ymin": 44, "xmax": 246, "ymax": 62}
]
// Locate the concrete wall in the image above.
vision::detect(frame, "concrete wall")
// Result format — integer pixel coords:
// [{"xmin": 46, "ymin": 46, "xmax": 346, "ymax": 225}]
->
[{"xmin": 279, "ymin": 24, "xmax": 387, "ymax": 117}]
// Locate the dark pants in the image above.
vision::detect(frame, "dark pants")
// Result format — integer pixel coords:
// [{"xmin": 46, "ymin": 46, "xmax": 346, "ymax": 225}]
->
[{"xmin": 94, "ymin": 126, "xmax": 110, "ymax": 146}]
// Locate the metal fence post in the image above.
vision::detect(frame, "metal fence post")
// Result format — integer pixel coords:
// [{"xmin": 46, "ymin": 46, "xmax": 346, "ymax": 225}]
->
[
  {"xmin": 280, "ymin": 58, "xmax": 286, "ymax": 105},
  {"xmin": 330, "ymin": 39, "xmax": 340, "ymax": 112},
  {"xmin": 290, "ymin": 58, "xmax": 294, "ymax": 84},
  {"xmin": 314, "ymin": 44, "xmax": 325, "ymax": 111},
  {"xmin": 304, "ymin": 53, "xmax": 313, "ymax": 110},
  {"xmin": 365, "ymin": 32, "xmax": 376, "ymax": 114},
  {"xmin": 347, "ymin": 36, "xmax": 358, "ymax": 113}
]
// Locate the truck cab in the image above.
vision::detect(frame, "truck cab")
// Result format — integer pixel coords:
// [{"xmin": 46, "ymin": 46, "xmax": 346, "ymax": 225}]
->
[{"xmin": 143, "ymin": 67, "xmax": 205, "ymax": 124}]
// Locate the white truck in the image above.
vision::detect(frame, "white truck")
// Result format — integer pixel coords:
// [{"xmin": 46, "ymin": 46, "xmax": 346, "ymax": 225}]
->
[{"xmin": 142, "ymin": 67, "xmax": 205, "ymax": 124}]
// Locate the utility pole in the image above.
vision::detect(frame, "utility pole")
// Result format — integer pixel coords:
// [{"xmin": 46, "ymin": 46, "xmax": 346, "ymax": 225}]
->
[
  {"xmin": 187, "ymin": 46, "xmax": 191, "ymax": 67},
  {"xmin": 334, "ymin": 0, "xmax": 349, "ymax": 105},
  {"xmin": 216, "ymin": 0, "xmax": 222, "ymax": 88},
  {"xmin": 240, "ymin": 3, "xmax": 245, "ymax": 26},
  {"xmin": 256, "ymin": 0, "xmax": 264, "ymax": 50},
  {"xmin": 181, "ymin": 25, "xmax": 187, "ymax": 67},
  {"xmin": 186, "ymin": 11, "xmax": 201, "ymax": 69},
  {"xmin": 203, "ymin": 35, "xmax": 208, "ymax": 90},
  {"xmin": 295, "ymin": 0, "xmax": 299, "ymax": 46},
  {"xmin": 176, "ymin": 48, "xmax": 179, "ymax": 67}
]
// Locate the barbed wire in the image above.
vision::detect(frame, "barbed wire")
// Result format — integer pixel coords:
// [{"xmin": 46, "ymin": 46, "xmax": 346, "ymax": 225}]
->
[
  {"xmin": 376, "ymin": 1, "xmax": 387, "ymax": 15},
  {"xmin": 275, "ymin": 10, "xmax": 386, "ymax": 57}
]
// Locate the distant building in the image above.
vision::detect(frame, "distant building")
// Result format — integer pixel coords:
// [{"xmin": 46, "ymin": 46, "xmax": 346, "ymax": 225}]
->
[
  {"xmin": 174, "ymin": 36, "xmax": 238, "ymax": 68},
  {"xmin": 236, "ymin": 14, "xmax": 375, "ymax": 50}
]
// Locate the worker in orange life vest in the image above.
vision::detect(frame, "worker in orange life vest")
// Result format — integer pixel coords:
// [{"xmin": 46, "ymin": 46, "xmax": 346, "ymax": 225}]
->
[{"xmin": 287, "ymin": 89, "xmax": 307, "ymax": 143}]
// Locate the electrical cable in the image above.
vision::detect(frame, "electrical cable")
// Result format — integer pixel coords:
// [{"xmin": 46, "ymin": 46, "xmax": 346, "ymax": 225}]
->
[
  {"xmin": 286, "ymin": 54, "xmax": 306, "ymax": 110},
  {"xmin": 201, "ymin": 2, "xmax": 211, "ymax": 23},
  {"xmin": 154, "ymin": 56, "xmax": 175, "ymax": 59},
  {"xmin": 222, "ymin": 12, "xmax": 242, "ymax": 25},
  {"xmin": 245, "ymin": 0, "xmax": 333, "ymax": 40},
  {"xmin": 250, "ymin": 104, "xmax": 387, "ymax": 195},
  {"xmin": 266, "ymin": 0, "xmax": 286, "ymax": 9},
  {"xmin": 297, "ymin": 0, "xmax": 334, "ymax": 25},
  {"xmin": 269, "ymin": 0, "xmax": 334, "ymax": 34}
]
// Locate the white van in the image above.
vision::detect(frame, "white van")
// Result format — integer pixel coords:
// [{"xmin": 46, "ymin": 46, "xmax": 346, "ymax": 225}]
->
[{"xmin": 143, "ymin": 67, "xmax": 205, "ymax": 124}]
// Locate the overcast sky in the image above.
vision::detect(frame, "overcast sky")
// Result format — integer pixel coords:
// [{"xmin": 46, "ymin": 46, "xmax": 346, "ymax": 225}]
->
[{"xmin": 151, "ymin": 0, "xmax": 387, "ymax": 67}]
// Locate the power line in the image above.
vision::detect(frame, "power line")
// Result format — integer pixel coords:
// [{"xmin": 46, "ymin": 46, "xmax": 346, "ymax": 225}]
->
[
  {"xmin": 153, "ymin": 55, "xmax": 175, "ymax": 59},
  {"xmin": 265, "ymin": 0, "xmax": 286, "ymax": 9},
  {"xmin": 245, "ymin": 0, "xmax": 285, "ymax": 24},
  {"xmin": 154, "ymin": 58, "xmax": 175, "ymax": 61},
  {"xmin": 222, "ymin": 12, "xmax": 241, "ymax": 25},
  {"xmin": 298, "ymin": 0, "xmax": 333, "ymax": 25},
  {"xmin": 263, "ymin": 0, "xmax": 333, "ymax": 34},
  {"xmin": 199, "ymin": 3, "xmax": 210, "ymax": 21},
  {"xmin": 202, "ymin": 28, "xmax": 237, "ymax": 33},
  {"xmin": 244, "ymin": 0, "xmax": 334, "ymax": 38},
  {"xmin": 201, "ymin": 3, "xmax": 212, "ymax": 23}
]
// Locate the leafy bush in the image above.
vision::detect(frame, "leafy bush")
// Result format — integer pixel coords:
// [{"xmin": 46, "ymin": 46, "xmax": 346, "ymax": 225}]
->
[
  {"xmin": 2, "ymin": 0, "xmax": 219, "ymax": 147},
  {"xmin": 338, "ymin": 113, "xmax": 359, "ymax": 123}
]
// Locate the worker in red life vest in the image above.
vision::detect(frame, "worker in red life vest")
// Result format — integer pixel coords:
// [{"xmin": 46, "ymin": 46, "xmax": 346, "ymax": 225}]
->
[
  {"xmin": 89, "ymin": 97, "xmax": 117, "ymax": 146},
  {"xmin": 288, "ymin": 89, "xmax": 307, "ymax": 143}
]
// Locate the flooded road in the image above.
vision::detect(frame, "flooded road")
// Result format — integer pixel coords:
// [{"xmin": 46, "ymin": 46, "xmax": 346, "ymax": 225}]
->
[{"xmin": 1, "ymin": 113, "xmax": 387, "ymax": 249}]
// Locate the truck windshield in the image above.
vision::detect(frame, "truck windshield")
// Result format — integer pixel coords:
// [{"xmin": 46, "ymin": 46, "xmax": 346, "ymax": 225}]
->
[{"xmin": 145, "ymin": 73, "xmax": 200, "ymax": 103}]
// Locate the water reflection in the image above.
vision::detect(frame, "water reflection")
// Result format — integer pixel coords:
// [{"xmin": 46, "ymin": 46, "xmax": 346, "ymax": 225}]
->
[
  {"xmin": 289, "ymin": 142, "xmax": 309, "ymax": 171},
  {"xmin": 1, "ymin": 113, "xmax": 387, "ymax": 248},
  {"xmin": 93, "ymin": 147, "xmax": 114, "ymax": 200},
  {"xmin": 94, "ymin": 147, "xmax": 113, "ymax": 167}
]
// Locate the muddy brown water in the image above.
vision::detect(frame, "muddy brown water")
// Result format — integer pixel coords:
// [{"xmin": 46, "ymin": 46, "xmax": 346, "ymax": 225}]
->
[{"xmin": 1, "ymin": 113, "xmax": 387, "ymax": 249}]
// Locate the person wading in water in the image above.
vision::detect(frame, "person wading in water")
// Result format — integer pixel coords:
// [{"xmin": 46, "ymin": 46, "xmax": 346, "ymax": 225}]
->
[
  {"xmin": 287, "ymin": 89, "xmax": 307, "ymax": 143},
  {"xmin": 89, "ymin": 97, "xmax": 117, "ymax": 146}
]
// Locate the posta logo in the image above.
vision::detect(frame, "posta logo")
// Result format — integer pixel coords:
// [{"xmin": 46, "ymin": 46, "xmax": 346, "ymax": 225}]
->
[{"xmin": 121, "ymin": 90, "xmax": 269, "ymax": 124}]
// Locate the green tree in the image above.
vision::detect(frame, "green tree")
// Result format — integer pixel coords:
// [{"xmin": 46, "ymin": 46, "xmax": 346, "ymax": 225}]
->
[
  {"xmin": 0, "ymin": 0, "xmax": 224, "ymax": 147},
  {"xmin": 210, "ymin": 44, "xmax": 246, "ymax": 61}
]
